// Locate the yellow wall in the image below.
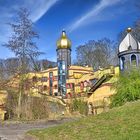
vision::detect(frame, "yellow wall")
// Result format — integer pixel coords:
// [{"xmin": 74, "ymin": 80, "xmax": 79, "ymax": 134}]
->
[
  {"xmin": 87, "ymin": 66, "xmax": 119, "ymax": 114},
  {"xmin": 8, "ymin": 66, "xmax": 119, "ymax": 98},
  {"xmin": 5, "ymin": 66, "xmax": 120, "ymax": 117},
  {"xmin": 27, "ymin": 65, "xmax": 94, "ymax": 96},
  {"xmin": 0, "ymin": 90, "xmax": 7, "ymax": 120},
  {"xmin": 88, "ymin": 85, "xmax": 115, "ymax": 104}
]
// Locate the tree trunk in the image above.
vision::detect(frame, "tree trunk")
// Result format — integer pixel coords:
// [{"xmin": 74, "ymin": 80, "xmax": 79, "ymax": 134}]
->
[{"xmin": 17, "ymin": 85, "xmax": 22, "ymax": 119}]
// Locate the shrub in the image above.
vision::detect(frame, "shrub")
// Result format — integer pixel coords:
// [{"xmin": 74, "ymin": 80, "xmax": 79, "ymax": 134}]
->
[
  {"xmin": 70, "ymin": 98, "xmax": 88, "ymax": 115},
  {"xmin": 5, "ymin": 91, "xmax": 50, "ymax": 120},
  {"xmin": 21, "ymin": 96, "xmax": 50, "ymax": 120},
  {"xmin": 111, "ymin": 69, "xmax": 140, "ymax": 107}
]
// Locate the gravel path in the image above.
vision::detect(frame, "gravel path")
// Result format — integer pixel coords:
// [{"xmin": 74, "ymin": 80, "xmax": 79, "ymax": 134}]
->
[{"xmin": 0, "ymin": 118, "xmax": 74, "ymax": 140}]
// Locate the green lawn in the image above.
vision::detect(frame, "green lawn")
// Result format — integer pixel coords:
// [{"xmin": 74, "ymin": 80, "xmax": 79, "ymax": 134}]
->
[{"xmin": 28, "ymin": 101, "xmax": 140, "ymax": 140}]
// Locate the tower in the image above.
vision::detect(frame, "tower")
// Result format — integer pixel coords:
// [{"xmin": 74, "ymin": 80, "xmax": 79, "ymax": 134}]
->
[
  {"xmin": 56, "ymin": 30, "xmax": 72, "ymax": 96},
  {"xmin": 118, "ymin": 28, "xmax": 140, "ymax": 71}
]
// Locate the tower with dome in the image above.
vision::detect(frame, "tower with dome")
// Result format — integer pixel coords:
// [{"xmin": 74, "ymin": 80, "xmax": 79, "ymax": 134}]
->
[
  {"xmin": 56, "ymin": 30, "xmax": 72, "ymax": 96},
  {"xmin": 118, "ymin": 28, "xmax": 140, "ymax": 71}
]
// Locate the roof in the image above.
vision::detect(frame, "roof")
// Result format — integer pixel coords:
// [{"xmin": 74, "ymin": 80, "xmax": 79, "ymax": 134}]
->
[
  {"xmin": 57, "ymin": 30, "xmax": 71, "ymax": 49},
  {"xmin": 119, "ymin": 32, "xmax": 140, "ymax": 53},
  {"xmin": 69, "ymin": 65, "xmax": 93, "ymax": 71},
  {"xmin": 40, "ymin": 65, "xmax": 93, "ymax": 73}
]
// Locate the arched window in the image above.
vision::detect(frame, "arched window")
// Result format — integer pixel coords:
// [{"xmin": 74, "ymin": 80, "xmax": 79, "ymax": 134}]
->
[
  {"xmin": 131, "ymin": 54, "xmax": 137, "ymax": 66},
  {"xmin": 32, "ymin": 76, "xmax": 37, "ymax": 82},
  {"xmin": 54, "ymin": 85, "xmax": 57, "ymax": 89},
  {"xmin": 43, "ymin": 85, "xmax": 47, "ymax": 91},
  {"xmin": 120, "ymin": 57, "xmax": 125, "ymax": 70},
  {"xmin": 80, "ymin": 82, "xmax": 84, "ymax": 90}
]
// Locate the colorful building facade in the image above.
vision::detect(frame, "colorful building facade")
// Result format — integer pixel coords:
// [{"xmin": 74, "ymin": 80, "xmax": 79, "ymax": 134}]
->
[
  {"xmin": 26, "ymin": 31, "xmax": 95, "ymax": 97},
  {"xmin": 2, "ymin": 28, "xmax": 138, "ymax": 119},
  {"xmin": 28, "ymin": 65, "xmax": 94, "ymax": 97}
]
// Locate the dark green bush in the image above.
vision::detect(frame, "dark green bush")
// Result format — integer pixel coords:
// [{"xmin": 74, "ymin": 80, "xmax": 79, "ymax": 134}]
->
[{"xmin": 111, "ymin": 69, "xmax": 140, "ymax": 107}]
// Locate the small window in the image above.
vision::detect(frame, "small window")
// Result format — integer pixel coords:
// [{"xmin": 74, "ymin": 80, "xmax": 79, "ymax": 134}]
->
[
  {"xmin": 32, "ymin": 76, "xmax": 37, "ymax": 82},
  {"xmin": 80, "ymin": 82, "xmax": 84, "ymax": 90},
  {"xmin": 54, "ymin": 85, "xmax": 57, "ymax": 89},
  {"xmin": 131, "ymin": 54, "xmax": 137, "ymax": 66},
  {"xmin": 43, "ymin": 85, "xmax": 47, "ymax": 91},
  {"xmin": 49, "ymin": 72, "xmax": 53, "ymax": 77},
  {"xmin": 41, "ymin": 77, "xmax": 48, "ymax": 82},
  {"xmin": 70, "ymin": 83, "xmax": 73, "ymax": 89},
  {"xmin": 66, "ymin": 83, "xmax": 70, "ymax": 88},
  {"xmin": 120, "ymin": 57, "xmax": 125, "ymax": 70}
]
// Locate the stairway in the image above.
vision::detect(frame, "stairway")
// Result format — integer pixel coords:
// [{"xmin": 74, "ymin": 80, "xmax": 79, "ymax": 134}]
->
[{"xmin": 89, "ymin": 75, "xmax": 107, "ymax": 92}]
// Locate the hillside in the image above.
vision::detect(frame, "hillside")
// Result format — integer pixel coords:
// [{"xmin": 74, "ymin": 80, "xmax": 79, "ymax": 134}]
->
[{"xmin": 28, "ymin": 100, "xmax": 140, "ymax": 140}]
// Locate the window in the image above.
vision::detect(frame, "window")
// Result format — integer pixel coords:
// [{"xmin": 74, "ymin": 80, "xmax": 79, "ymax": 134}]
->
[
  {"xmin": 49, "ymin": 72, "xmax": 53, "ymax": 95},
  {"xmin": 49, "ymin": 72, "xmax": 53, "ymax": 77},
  {"xmin": 43, "ymin": 85, "xmax": 47, "ymax": 91},
  {"xmin": 54, "ymin": 85, "xmax": 57, "ymax": 89},
  {"xmin": 66, "ymin": 83, "xmax": 70, "ymax": 88},
  {"xmin": 41, "ymin": 77, "xmax": 48, "ymax": 82},
  {"xmin": 131, "ymin": 54, "xmax": 137, "ymax": 66},
  {"xmin": 120, "ymin": 57, "xmax": 125, "ymax": 70},
  {"xmin": 32, "ymin": 76, "xmax": 37, "ymax": 82},
  {"xmin": 70, "ymin": 83, "xmax": 73, "ymax": 89},
  {"xmin": 80, "ymin": 82, "xmax": 84, "ymax": 90}
]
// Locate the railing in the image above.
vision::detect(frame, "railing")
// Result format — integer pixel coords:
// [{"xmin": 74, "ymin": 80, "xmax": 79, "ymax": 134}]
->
[
  {"xmin": 89, "ymin": 75, "xmax": 107, "ymax": 92},
  {"xmin": 88, "ymin": 67, "xmax": 116, "ymax": 93}
]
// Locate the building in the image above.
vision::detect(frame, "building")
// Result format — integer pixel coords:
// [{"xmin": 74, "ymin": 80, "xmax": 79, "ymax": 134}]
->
[
  {"xmin": 87, "ymin": 27, "xmax": 140, "ymax": 114},
  {"xmin": 26, "ymin": 30, "xmax": 95, "ymax": 97},
  {"xmin": 5, "ymin": 28, "xmax": 138, "ymax": 117},
  {"xmin": 56, "ymin": 30, "xmax": 72, "ymax": 96},
  {"xmin": 118, "ymin": 28, "xmax": 140, "ymax": 71},
  {"xmin": 28, "ymin": 65, "xmax": 94, "ymax": 97},
  {"xmin": 9, "ymin": 30, "xmax": 120, "ymax": 99},
  {"xmin": 0, "ymin": 90, "xmax": 7, "ymax": 120}
]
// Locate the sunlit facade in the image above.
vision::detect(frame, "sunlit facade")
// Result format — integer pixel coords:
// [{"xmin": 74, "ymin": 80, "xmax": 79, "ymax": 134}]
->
[{"xmin": 27, "ymin": 31, "xmax": 95, "ymax": 97}]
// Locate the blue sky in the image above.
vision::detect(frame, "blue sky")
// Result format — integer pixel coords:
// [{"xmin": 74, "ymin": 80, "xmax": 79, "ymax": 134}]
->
[{"xmin": 0, "ymin": 0, "xmax": 139, "ymax": 62}]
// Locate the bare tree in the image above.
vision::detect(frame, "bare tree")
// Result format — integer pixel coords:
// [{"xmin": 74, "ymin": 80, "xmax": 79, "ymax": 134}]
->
[
  {"xmin": 0, "ymin": 59, "xmax": 6, "ymax": 80},
  {"xmin": 5, "ymin": 58, "xmax": 19, "ymax": 77},
  {"xmin": 3, "ymin": 8, "xmax": 41, "ymax": 118},
  {"xmin": 75, "ymin": 38, "xmax": 117, "ymax": 70}
]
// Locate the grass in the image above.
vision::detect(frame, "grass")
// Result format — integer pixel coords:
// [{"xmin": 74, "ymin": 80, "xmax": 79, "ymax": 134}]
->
[{"xmin": 28, "ymin": 100, "xmax": 140, "ymax": 140}]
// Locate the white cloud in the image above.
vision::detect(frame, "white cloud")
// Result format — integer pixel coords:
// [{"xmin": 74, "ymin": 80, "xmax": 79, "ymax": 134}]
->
[
  {"xmin": 25, "ymin": 0, "xmax": 60, "ymax": 22},
  {"xmin": 0, "ymin": 0, "xmax": 60, "ymax": 44},
  {"xmin": 0, "ymin": 0, "xmax": 60, "ymax": 59},
  {"xmin": 68, "ymin": 0, "xmax": 122, "ymax": 32}
]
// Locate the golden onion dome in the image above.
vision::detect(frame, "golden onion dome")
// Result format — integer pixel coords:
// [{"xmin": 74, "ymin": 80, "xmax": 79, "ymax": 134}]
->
[{"xmin": 57, "ymin": 30, "xmax": 71, "ymax": 49}]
